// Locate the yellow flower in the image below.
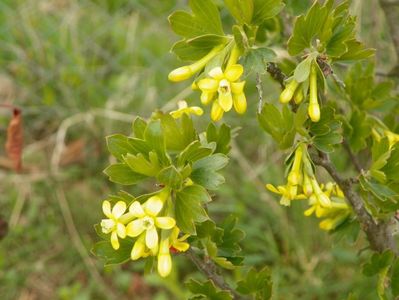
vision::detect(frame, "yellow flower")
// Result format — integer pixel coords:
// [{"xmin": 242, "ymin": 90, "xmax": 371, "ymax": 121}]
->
[
  {"xmin": 304, "ymin": 183, "xmax": 351, "ymax": 231},
  {"xmin": 126, "ymin": 196, "xmax": 176, "ymax": 250},
  {"xmin": 101, "ymin": 200, "xmax": 131, "ymax": 250},
  {"xmin": 170, "ymin": 227, "xmax": 190, "ymax": 252},
  {"xmin": 170, "ymin": 100, "xmax": 203, "ymax": 119},
  {"xmin": 168, "ymin": 45, "xmax": 224, "ymax": 82},
  {"xmin": 266, "ymin": 183, "xmax": 307, "ymax": 206},
  {"xmin": 308, "ymin": 62, "xmax": 320, "ymax": 122},
  {"xmin": 198, "ymin": 64, "xmax": 246, "ymax": 121},
  {"xmin": 156, "ymin": 227, "xmax": 189, "ymax": 277}
]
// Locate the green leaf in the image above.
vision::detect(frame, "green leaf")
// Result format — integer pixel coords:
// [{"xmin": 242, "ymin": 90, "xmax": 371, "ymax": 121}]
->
[
  {"xmin": 106, "ymin": 134, "xmax": 137, "ymax": 161},
  {"xmin": 257, "ymin": 103, "xmax": 296, "ymax": 149},
  {"xmin": 363, "ymin": 250, "xmax": 394, "ymax": 277},
  {"xmin": 187, "ymin": 279, "xmax": 233, "ymax": 300},
  {"xmin": 169, "ymin": 0, "xmax": 224, "ymax": 38},
  {"xmin": 287, "ymin": 2, "xmax": 328, "ymax": 55},
  {"xmin": 132, "ymin": 117, "xmax": 147, "ymax": 139},
  {"xmin": 191, "ymin": 154, "xmax": 229, "ymax": 190},
  {"xmin": 242, "ymin": 47, "xmax": 276, "ymax": 75},
  {"xmin": 218, "ymin": 215, "xmax": 245, "ymax": 256},
  {"xmin": 177, "ymin": 141, "xmax": 214, "ymax": 167},
  {"xmin": 252, "ymin": 0, "xmax": 284, "ymax": 25},
  {"xmin": 175, "ymin": 185, "xmax": 211, "ymax": 234},
  {"xmin": 333, "ymin": 39, "xmax": 375, "ymax": 62},
  {"xmin": 347, "ymin": 110, "xmax": 371, "ymax": 152},
  {"xmin": 124, "ymin": 152, "xmax": 160, "ymax": 177},
  {"xmin": 91, "ymin": 239, "xmax": 132, "ymax": 266},
  {"xmin": 206, "ymin": 123, "xmax": 231, "ymax": 154},
  {"xmin": 144, "ymin": 120, "xmax": 169, "ymax": 165},
  {"xmin": 171, "ymin": 40, "xmax": 211, "ymax": 61},
  {"xmin": 236, "ymin": 267, "xmax": 272, "ymax": 299},
  {"xmin": 224, "ymin": 0, "xmax": 254, "ymax": 24},
  {"xmin": 104, "ymin": 163, "xmax": 147, "ymax": 185},
  {"xmin": 157, "ymin": 165, "xmax": 183, "ymax": 190},
  {"xmin": 293, "ymin": 55, "xmax": 315, "ymax": 83},
  {"xmin": 186, "ymin": 34, "xmax": 230, "ymax": 49},
  {"xmin": 391, "ymin": 259, "xmax": 399, "ymax": 297}
]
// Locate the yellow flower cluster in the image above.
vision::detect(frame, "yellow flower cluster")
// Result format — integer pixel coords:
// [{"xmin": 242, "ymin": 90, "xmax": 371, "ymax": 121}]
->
[
  {"xmin": 168, "ymin": 44, "xmax": 247, "ymax": 121},
  {"xmin": 266, "ymin": 143, "xmax": 351, "ymax": 230},
  {"xmin": 280, "ymin": 61, "xmax": 320, "ymax": 122},
  {"xmin": 100, "ymin": 189, "xmax": 189, "ymax": 277}
]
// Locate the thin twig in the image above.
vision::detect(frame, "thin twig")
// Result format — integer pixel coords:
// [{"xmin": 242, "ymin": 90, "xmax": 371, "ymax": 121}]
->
[{"xmin": 185, "ymin": 248, "xmax": 245, "ymax": 299}]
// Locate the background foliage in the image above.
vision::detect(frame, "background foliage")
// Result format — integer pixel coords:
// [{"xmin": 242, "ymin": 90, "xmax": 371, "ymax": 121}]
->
[{"xmin": 0, "ymin": 0, "xmax": 397, "ymax": 299}]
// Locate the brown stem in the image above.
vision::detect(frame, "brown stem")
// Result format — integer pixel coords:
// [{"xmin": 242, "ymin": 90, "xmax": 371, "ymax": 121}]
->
[{"xmin": 185, "ymin": 248, "xmax": 245, "ymax": 299}]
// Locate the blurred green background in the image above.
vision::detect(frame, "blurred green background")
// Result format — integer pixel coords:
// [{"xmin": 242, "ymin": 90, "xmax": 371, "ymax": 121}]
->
[{"xmin": 0, "ymin": 0, "xmax": 396, "ymax": 299}]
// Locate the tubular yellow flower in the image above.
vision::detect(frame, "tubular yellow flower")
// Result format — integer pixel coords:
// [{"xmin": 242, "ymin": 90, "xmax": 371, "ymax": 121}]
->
[
  {"xmin": 101, "ymin": 200, "xmax": 131, "ymax": 250},
  {"xmin": 158, "ymin": 237, "xmax": 172, "ymax": 277},
  {"xmin": 170, "ymin": 100, "xmax": 203, "ymax": 119},
  {"xmin": 384, "ymin": 130, "xmax": 399, "ymax": 148},
  {"xmin": 308, "ymin": 62, "xmax": 320, "ymax": 122},
  {"xmin": 197, "ymin": 64, "xmax": 246, "ymax": 119},
  {"xmin": 170, "ymin": 227, "xmax": 190, "ymax": 252},
  {"xmin": 287, "ymin": 146, "xmax": 303, "ymax": 185},
  {"xmin": 293, "ymin": 85, "xmax": 304, "ymax": 104},
  {"xmin": 168, "ymin": 44, "xmax": 224, "ymax": 82},
  {"xmin": 310, "ymin": 177, "xmax": 331, "ymax": 207},
  {"xmin": 126, "ymin": 196, "xmax": 176, "ymax": 250},
  {"xmin": 280, "ymin": 80, "xmax": 299, "ymax": 104},
  {"xmin": 266, "ymin": 183, "xmax": 306, "ymax": 206}
]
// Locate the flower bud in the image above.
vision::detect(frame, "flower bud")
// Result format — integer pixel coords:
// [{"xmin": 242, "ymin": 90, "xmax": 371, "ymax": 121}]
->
[
  {"xmin": 158, "ymin": 253, "xmax": 172, "ymax": 277},
  {"xmin": 308, "ymin": 62, "xmax": 320, "ymax": 122},
  {"xmin": 131, "ymin": 236, "xmax": 146, "ymax": 260},
  {"xmin": 279, "ymin": 80, "xmax": 299, "ymax": 103},
  {"xmin": 308, "ymin": 103, "xmax": 320, "ymax": 122},
  {"xmin": 168, "ymin": 66, "xmax": 193, "ymax": 82},
  {"xmin": 293, "ymin": 86, "xmax": 304, "ymax": 104}
]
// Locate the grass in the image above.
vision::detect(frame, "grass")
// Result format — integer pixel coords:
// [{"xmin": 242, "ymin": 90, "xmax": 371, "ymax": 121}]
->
[{"xmin": 0, "ymin": 0, "xmax": 394, "ymax": 299}]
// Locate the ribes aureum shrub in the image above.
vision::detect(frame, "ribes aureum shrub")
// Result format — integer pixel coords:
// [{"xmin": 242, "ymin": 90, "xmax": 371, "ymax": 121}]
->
[{"xmin": 92, "ymin": 0, "xmax": 399, "ymax": 298}]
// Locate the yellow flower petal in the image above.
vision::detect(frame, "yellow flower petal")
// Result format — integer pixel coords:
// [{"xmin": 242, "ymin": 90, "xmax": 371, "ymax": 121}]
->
[
  {"xmin": 200, "ymin": 92, "xmax": 215, "ymax": 105},
  {"xmin": 144, "ymin": 196, "xmax": 163, "ymax": 217},
  {"xmin": 155, "ymin": 217, "xmax": 176, "ymax": 229},
  {"xmin": 129, "ymin": 201, "xmax": 145, "ymax": 218},
  {"xmin": 198, "ymin": 78, "xmax": 219, "ymax": 92},
  {"xmin": 266, "ymin": 184, "xmax": 281, "ymax": 194},
  {"xmin": 146, "ymin": 227, "xmax": 159, "ymax": 249},
  {"xmin": 158, "ymin": 253, "xmax": 172, "ymax": 277},
  {"xmin": 225, "ymin": 64, "xmax": 243, "ymax": 82},
  {"xmin": 112, "ymin": 201, "xmax": 127, "ymax": 219},
  {"xmin": 126, "ymin": 219, "xmax": 145, "ymax": 237},
  {"xmin": 233, "ymin": 93, "xmax": 247, "ymax": 114},
  {"xmin": 100, "ymin": 219, "xmax": 115, "ymax": 234},
  {"xmin": 173, "ymin": 241, "xmax": 190, "ymax": 252},
  {"xmin": 102, "ymin": 200, "xmax": 112, "ymax": 218},
  {"xmin": 131, "ymin": 235, "xmax": 146, "ymax": 260},
  {"xmin": 111, "ymin": 231, "xmax": 120, "ymax": 250},
  {"xmin": 304, "ymin": 206, "xmax": 316, "ymax": 216},
  {"xmin": 231, "ymin": 81, "xmax": 245, "ymax": 94},
  {"xmin": 117, "ymin": 222, "xmax": 126, "ymax": 238},
  {"xmin": 208, "ymin": 67, "xmax": 224, "ymax": 80},
  {"xmin": 210, "ymin": 101, "xmax": 224, "ymax": 122},
  {"xmin": 218, "ymin": 91, "xmax": 233, "ymax": 112},
  {"xmin": 188, "ymin": 107, "xmax": 204, "ymax": 116}
]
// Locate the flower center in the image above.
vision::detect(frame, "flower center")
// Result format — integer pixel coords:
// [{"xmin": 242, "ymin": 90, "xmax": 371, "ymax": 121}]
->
[
  {"xmin": 142, "ymin": 216, "xmax": 154, "ymax": 229},
  {"xmin": 218, "ymin": 79, "xmax": 230, "ymax": 94}
]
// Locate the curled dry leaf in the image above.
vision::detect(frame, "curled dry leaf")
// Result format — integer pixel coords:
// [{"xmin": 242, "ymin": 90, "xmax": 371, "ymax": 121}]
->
[{"xmin": 5, "ymin": 108, "xmax": 23, "ymax": 172}]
